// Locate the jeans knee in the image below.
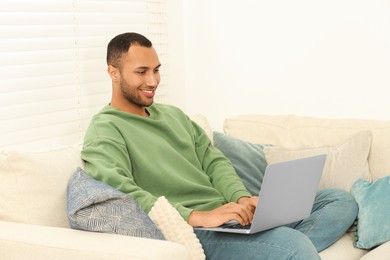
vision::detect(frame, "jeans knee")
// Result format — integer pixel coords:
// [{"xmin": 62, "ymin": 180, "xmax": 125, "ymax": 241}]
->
[
  {"xmin": 272, "ymin": 227, "xmax": 320, "ymax": 260},
  {"xmin": 330, "ymin": 188, "xmax": 358, "ymax": 218},
  {"xmin": 320, "ymin": 189, "xmax": 357, "ymax": 213}
]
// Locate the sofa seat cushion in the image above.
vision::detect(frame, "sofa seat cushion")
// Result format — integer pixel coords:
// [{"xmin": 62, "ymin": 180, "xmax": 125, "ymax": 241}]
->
[
  {"xmin": 0, "ymin": 146, "xmax": 83, "ymax": 228},
  {"xmin": 360, "ymin": 241, "xmax": 390, "ymax": 260},
  {"xmin": 319, "ymin": 232, "xmax": 367, "ymax": 260},
  {"xmin": 0, "ymin": 220, "xmax": 190, "ymax": 260}
]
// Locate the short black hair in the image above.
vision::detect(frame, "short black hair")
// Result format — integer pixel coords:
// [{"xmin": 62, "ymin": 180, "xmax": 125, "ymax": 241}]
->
[{"xmin": 106, "ymin": 32, "xmax": 152, "ymax": 67}]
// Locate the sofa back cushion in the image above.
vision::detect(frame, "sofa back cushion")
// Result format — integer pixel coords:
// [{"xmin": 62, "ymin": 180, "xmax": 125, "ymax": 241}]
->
[
  {"xmin": 223, "ymin": 114, "xmax": 390, "ymax": 181},
  {"xmin": 264, "ymin": 131, "xmax": 372, "ymax": 191},
  {"xmin": 0, "ymin": 146, "xmax": 83, "ymax": 228}
]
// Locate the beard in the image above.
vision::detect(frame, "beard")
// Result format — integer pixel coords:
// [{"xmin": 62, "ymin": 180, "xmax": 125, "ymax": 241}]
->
[{"xmin": 119, "ymin": 77, "xmax": 154, "ymax": 108}]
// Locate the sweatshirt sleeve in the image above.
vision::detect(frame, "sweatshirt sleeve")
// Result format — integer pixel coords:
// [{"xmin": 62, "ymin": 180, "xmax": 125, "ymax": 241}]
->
[
  {"xmin": 191, "ymin": 120, "xmax": 251, "ymax": 202},
  {"xmin": 81, "ymin": 119, "xmax": 160, "ymax": 215}
]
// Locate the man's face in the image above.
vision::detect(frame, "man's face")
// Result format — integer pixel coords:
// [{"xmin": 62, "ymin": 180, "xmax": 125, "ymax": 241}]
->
[{"xmin": 115, "ymin": 45, "xmax": 161, "ymax": 110}]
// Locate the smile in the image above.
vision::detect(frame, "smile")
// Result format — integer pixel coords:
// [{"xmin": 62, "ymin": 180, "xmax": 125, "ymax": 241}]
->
[{"xmin": 141, "ymin": 89, "xmax": 156, "ymax": 98}]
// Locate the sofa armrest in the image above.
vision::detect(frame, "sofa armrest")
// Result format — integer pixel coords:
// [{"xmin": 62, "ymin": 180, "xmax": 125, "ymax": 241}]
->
[{"xmin": 0, "ymin": 221, "xmax": 189, "ymax": 260}]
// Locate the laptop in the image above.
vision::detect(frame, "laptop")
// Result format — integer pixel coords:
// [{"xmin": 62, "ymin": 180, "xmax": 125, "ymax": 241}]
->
[{"xmin": 194, "ymin": 154, "xmax": 327, "ymax": 234}]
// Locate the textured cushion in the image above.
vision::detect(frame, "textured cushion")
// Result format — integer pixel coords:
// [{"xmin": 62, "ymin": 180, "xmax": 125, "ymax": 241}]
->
[
  {"xmin": 149, "ymin": 196, "xmax": 206, "ymax": 260},
  {"xmin": 213, "ymin": 131, "xmax": 269, "ymax": 195},
  {"xmin": 351, "ymin": 176, "xmax": 390, "ymax": 249},
  {"xmin": 263, "ymin": 131, "xmax": 372, "ymax": 191},
  {"xmin": 0, "ymin": 146, "xmax": 83, "ymax": 227},
  {"xmin": 67, "ymin": 167, "xmax": 164, "ymax": 240}
]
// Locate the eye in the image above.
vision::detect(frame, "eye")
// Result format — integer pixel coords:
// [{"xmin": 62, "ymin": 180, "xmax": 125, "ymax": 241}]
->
[{"xmin": 136, "ymin": 71, "xmax": 146, "ymax": 75}]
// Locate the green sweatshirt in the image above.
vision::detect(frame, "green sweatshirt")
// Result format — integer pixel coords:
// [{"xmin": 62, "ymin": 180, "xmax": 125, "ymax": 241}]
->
[{"xmin": 81, "ymin": 103, "xmax": 251, "ymax": 221}]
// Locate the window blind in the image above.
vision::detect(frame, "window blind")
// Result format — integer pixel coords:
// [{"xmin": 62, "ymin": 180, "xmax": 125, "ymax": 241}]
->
[{"xmin": 0, "ymin": 0, "xmax": 169, "ymax": 151}]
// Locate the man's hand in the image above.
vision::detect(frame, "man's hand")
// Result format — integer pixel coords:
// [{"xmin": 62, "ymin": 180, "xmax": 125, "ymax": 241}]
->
[
  {"xmin": 237, "ymin": 196, "xmax": 258, "ymax": 214},
  {"xmin": 188, "ymin": 196, "xmax": 259, "ymax": 228}
]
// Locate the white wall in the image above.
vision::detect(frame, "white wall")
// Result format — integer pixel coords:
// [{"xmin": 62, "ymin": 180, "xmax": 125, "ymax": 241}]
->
[{"xmin": 182, "ymin": 0, "xmax": 390, "ymax": 130}]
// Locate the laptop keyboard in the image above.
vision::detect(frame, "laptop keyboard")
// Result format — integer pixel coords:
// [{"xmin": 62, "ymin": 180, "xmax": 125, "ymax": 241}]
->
[{"xmin": 221, "ymin": 223, "xmax": 251, "ymax": 230}]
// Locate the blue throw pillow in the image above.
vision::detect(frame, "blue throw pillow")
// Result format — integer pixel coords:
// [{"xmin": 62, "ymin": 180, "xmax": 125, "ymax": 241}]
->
[
  {"xmin": 67, "ymin": 167, "xmax": 164, "ymax": 240},
  {"xmin": 351, "ymin": 175, "xmax": 390, "ymax": 249},
  {"xmin": 213, "ymin": 132, "xmax": 270, "ymax": 195}
]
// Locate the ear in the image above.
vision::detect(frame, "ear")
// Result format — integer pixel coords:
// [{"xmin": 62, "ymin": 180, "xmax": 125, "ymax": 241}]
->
[{"xmin": 107, "ymin": 65, "xmax": 119, "ymax": 81}]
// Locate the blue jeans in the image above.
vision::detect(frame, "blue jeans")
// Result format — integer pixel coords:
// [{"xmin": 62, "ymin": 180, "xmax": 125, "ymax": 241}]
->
[{"xmin": 194, "ymin": 189, "xmax": 358, "ymax": 260}]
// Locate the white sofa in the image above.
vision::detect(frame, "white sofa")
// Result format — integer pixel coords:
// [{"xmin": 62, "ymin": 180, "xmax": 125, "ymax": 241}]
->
[
  {"xmin": 218, "ymin": 114, "xmax": 390, "ymax": 260},
  {"xmin": 1, "ymin": 114, "xmax": 390, "ymax": 259}
]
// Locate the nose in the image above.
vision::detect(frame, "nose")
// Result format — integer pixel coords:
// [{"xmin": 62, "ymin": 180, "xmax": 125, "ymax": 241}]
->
[{"xmin": 146, "ymin": 72, "xmax": 159, "ymax": 87}]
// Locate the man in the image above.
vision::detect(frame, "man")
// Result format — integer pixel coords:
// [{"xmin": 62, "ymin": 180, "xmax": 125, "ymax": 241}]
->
[{"xmin": 81, "ymin": 32, "xmax": 358, "ymax": 259}]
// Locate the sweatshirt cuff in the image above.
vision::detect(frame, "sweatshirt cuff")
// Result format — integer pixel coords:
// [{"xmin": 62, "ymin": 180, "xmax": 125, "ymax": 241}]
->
[
  {"xmin": 175, "ymin": 204, "xmax": 194, "ymax": 222},
  {"xmin": 231, "ymin": 190, "xmax": 252, "ymax": 203}
]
